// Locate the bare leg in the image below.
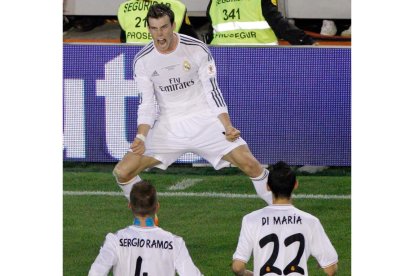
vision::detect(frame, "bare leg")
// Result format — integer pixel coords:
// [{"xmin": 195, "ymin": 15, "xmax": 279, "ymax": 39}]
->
[
  {"xmin": 113, "ymin": 152, "xmax": 161, "ymax": 201},
  {"xmin": 223, "ymin": 145, "xmax": 272, "ymax": 205}
]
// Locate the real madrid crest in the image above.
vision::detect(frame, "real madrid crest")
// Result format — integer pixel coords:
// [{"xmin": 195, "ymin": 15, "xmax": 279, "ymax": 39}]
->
[{"xmin": 183, "ymin": 60, "xmax": 191, "ymax": 71}]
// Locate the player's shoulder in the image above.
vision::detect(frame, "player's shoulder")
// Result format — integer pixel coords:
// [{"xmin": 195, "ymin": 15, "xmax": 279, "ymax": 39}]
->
[
  {"xmin": 149, "ymin": 227, "xmax": 186, "ymax": 249},
  {"xmin": 156, "ymin": 227, "xmax": 184, "ymax": 241},
  {"xmin": 111, "ymin": 225, "xmax": 133, "ymax": 236},
  {"xmin": 242, "ymin": 207, "xmax": 268, "ymax": 221},
  {"xmin": 283, "ymin": 206, "xmax": 324, "ymax": 228},
  {"xmin": 179, "ymin": 34, "xmax": 213, "ymax": 59},
  {"xmin": 292, "ymin": 206, "xmax": 320, "ymax": 221},
  {"xmin": 179, "ymin": 33, "xmax": 204, "ymax": 44},
  {"xmin": 133, "ymin": 42, "xmax": 156, "ymax": 64},
  {"xmin": 101, "ymin": 225, "xmax": 131, "ymax": 243}
]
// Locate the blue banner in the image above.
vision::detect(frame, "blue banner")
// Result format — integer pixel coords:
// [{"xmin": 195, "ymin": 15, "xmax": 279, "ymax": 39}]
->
[{"xmin": 63, "ymin": 44, "xmax": 351, "ymax": 166}]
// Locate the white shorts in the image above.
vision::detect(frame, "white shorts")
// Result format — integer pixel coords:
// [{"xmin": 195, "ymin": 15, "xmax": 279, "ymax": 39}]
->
[{"xmin": 144, "ymin": 114, "xmax": 246, "ymax": 170}]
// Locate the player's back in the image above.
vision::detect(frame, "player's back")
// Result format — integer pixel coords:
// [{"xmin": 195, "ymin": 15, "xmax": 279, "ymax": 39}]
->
[
  {"xmin": 235, "ymin": 205, "xmax": 337, "ymax": 276},
  {"xmin": 111, "ymin": 226, "xmax": 174, "ymax": 275},
  {"xmin": 106, "ymin": 225, "xmax": 199, "ymax": 276}
]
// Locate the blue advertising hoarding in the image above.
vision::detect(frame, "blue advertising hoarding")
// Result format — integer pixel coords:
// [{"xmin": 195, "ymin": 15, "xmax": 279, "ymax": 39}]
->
[{"xmin": 63, "ymin": 44, "xmax": 350, "ymax": 166}]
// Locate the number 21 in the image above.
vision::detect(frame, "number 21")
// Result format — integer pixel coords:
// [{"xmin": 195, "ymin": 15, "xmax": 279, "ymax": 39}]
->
[
  {"xmin": 135, "ymin": 16, "xmax": 147, "ymax": 28},
  {"xmin": 259, "ymin": 233, "xmax": 305, "ymax": 275}
]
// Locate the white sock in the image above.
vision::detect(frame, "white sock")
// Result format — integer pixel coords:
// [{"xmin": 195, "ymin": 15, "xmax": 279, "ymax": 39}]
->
[
  {"xmin": 115, "ymin": 175, "xmax": 142, "ymax": 201},
  {"xmin": 250, "ymin": 169, "xmax": 273, "ymax": 205}
]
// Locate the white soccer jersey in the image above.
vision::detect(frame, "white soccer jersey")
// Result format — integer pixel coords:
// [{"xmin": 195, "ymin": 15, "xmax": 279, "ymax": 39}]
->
[
  {"xmin": 133, "ymin": 33, "xmax": 228, "ymax": 127},
  {"xmin": 88, "ymin": 225, "xmax": 203, "ymax": 276},
  {"xmin": 233, "ymin": 205, "xmax": 338, "ymax": 276}
]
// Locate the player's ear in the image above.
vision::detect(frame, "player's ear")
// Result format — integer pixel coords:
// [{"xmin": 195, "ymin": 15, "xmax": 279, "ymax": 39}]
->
[
  {"xmin": 293, "ymin": 180, "xmax": 299, "ymax": 190},
  {"xmin": 128, "ymin": 202, "xmax": 132, "ymax": 209},
  {"xmin": 266, "ymin": 183, "xmax": 271, "ymax": 191},
  {"xmin": 172, "ymin": 21, "xmax": 176, "ymax": 30},
  {"xmin": 155, "ymin": 201, "xmax": 160, "ymax": 212}
]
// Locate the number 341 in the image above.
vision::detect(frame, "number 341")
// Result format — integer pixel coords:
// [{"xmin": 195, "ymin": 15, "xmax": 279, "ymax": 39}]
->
[{"xmin": 222, "ymin": 8, "xmax": 240, "ymax": 20}]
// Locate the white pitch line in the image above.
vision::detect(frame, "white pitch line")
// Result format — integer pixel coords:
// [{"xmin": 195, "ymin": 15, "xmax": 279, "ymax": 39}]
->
[
  {"xmin": 63, "ymin": 191, "xmax": 350, "ymax": 200},
  {"xmin": 168, "ymin": 178, "xmax": 203, "ymax": 190}
]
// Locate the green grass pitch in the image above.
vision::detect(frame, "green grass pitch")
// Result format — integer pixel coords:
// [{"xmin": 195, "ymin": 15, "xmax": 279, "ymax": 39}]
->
[{"xmin": 63, "ymin": 164, "xmax": 351, "ymax": 275}]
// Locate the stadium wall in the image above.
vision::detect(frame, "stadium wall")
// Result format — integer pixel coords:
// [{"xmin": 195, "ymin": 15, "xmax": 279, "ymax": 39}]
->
[{"xmin": 63, "ymin": 44, "xmax": 351, "ymax": 166}]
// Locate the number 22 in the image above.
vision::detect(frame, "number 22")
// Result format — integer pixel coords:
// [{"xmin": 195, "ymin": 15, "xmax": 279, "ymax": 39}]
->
[{"xmin": 259, "ymin": 233, "xmax": 305, "ymax": 275}]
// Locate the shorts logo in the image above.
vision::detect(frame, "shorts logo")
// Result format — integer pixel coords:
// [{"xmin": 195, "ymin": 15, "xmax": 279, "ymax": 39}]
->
[
  {"xmin": 151, "ymin": 70, "xmax": 159, "ymax": 77},
  {"xmin": 183, "ymin": 60, "xmax": 191, "ymax": 71},
  {"xmin": 271, "ymin": 0, "xmax": 277, "ymax": 6}
]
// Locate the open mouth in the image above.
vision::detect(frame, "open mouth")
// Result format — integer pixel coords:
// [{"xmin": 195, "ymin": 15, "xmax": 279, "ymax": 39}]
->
[{"xmin": 158, "ymin": 39, "xmax": 167, "ymax": 46}]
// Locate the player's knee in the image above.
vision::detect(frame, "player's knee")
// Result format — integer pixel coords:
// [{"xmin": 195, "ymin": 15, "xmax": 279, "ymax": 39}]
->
[
  {"xmin": 239, "ymin": 157, "xmax": 262, "ymax": 177},
  {"xmin": 112, "ymin": 166, "xmax": 122, "ymax": 182},
  {"xmin": 113, "ymin": 165, "xmax": 133, "ymax": 183}
]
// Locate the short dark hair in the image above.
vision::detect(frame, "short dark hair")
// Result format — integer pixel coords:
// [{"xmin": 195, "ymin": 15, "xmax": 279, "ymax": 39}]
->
[
  {"xmin": 130, "ymin": 181, "xmax": 158, "ymax": 216},
  {"xmin": 146, "ymin": 3, "xmax": 175, "ymax": 25},
  {"xmin": 267, "ymin": 161, "xmax": 296, "ymax": 199}
]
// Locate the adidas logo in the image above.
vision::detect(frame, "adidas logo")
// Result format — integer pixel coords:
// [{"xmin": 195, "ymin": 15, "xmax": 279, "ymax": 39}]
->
[{"xmin": 151, "ymin": 70, "xmax": 159, "ymax": 77}]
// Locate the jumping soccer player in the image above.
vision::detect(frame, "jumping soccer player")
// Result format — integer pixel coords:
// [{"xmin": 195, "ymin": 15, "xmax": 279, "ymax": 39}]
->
[
  {"xmin": 113, "ymin": 3, "xmax": 272, "ymax": 205},
  {"xmin": 88, "ymin": 181, "xmax": 203, "ymax": 276},
  {"xmin": 232, "ymin": 161, "xmax": 338, "ymax": 276}
]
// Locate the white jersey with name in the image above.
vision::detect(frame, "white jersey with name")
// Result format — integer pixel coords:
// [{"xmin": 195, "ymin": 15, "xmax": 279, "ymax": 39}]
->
[
  {"xmin": 133, "ymin": 33, "xmax": 228, "ymax": 127},
  {"xmin": 88, "ymin": 225, "xmax": 202, "ymax": 276},
  {"xmin": 233, "ymin": 205, "xmax": 338, "ymax": 276}
]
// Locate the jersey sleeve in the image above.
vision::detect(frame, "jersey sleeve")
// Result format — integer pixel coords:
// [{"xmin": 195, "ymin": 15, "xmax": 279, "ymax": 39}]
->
[
  {"xmin": 174, "ymin": 237, "xmax": 203, "ymax": 276},
  {"xmin": 197, "ymin": 47, "xmax": 229, "ymax": 116},
  {"xmin": 232, "ymin": 216, "xmax": 253, "ymax": 263},
  {"xmin": 309, "ymin": 219, "xmax": 338, "ymax": 268},
  {"xmin": 88, "ymin": 233, "xmax": 119, "ymax": 276},
  {"xmin": 134, "ymin": 59, "xmax": 157, "ymax": 127}
]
